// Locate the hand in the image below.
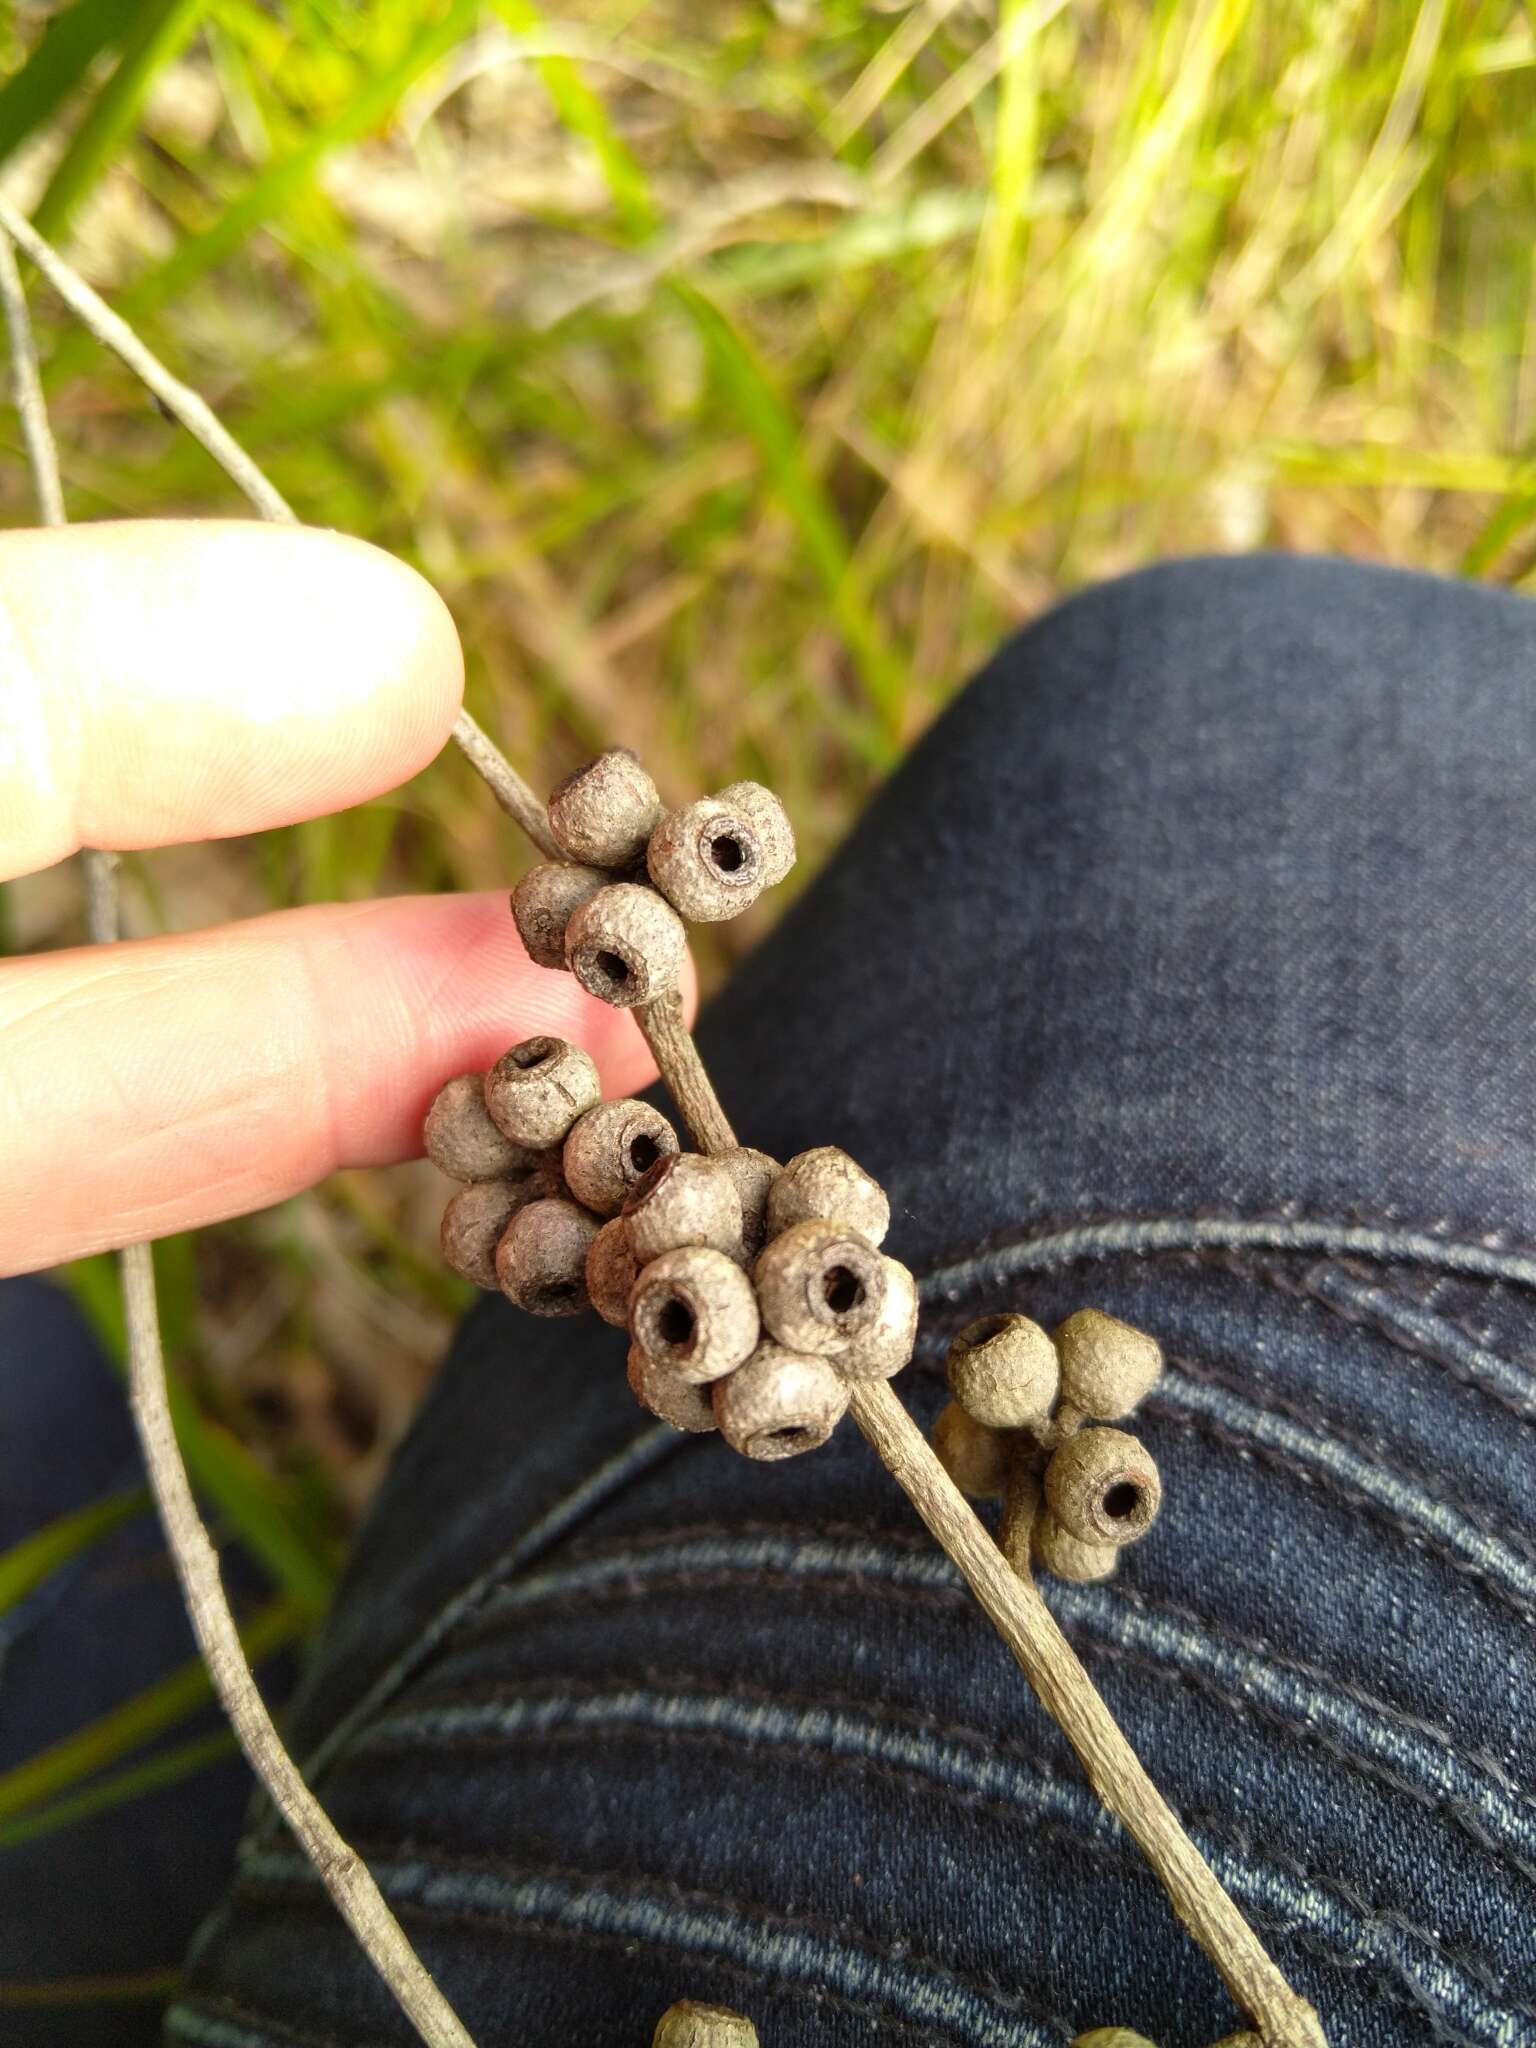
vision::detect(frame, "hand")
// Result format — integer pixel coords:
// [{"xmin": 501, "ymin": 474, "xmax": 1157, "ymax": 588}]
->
[{"xmin": 0, "ymin": 520, "xmax": 676, "ymax": 1276}]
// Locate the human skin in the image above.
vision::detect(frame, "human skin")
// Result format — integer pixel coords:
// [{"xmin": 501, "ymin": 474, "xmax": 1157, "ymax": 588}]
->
[{"xmin": 0, "ymin": 520, "xmax": 684, "ymax": 1273}]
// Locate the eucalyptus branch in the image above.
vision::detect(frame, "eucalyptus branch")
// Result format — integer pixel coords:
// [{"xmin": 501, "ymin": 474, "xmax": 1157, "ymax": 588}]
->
[
  {"xmin": 2, "ymin": 218, "xmax": 478, "ymax": 2048},
  {"xmin": 3, "ymin": 202, "xmax": 1322, "ymax": 2047}
]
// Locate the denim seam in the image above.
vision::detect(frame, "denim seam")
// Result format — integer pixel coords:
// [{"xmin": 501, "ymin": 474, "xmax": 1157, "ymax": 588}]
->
[
  {"xmin": 1194, "ymin": 1250, "xmax": 1536, "ymax": 1427},
  {"xmin": 233, "ymin": 1852, "xmax": 1077, "ymax": 2047},
  {"xmin": 917, "ymin": 1209, "xmax": 1536, "ymax": 1290},
  {"xmin": 1158, "ymin": 1346, "xmax": 1536, "ymax": 1560},
  {"xmin": 451, "ymin": 1531, "xmax": 1536, "ymax": 1881},
  {"xmin": 342, "ymin": 1677, "xmax": 1535, "ymax": 2016},
  {"xmin": 235, "ymin": 1843, "xmax": 1493, "ymax": 2048},
  {"xmin": 1146, "ymin": 1403, "xmax": 1536, "ymax": 1628}
]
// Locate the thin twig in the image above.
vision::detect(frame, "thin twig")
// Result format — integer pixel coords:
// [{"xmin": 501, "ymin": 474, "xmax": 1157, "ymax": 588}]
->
[
  {"xmin": 846, "ymin": 1379, "xmax": 1326, "ymax": 2048},
  {"xmin": 634, "ymin": 987, "xmax": 737, "ymax": 1154},
  {"xmin": 2, "ymin": 219, "xmax": 477, "ymax": 2048},
  {"xmin": 0, "ymin": 229, "xmax": 65, "ymax": 526},
  {"xmin": 451, "ymin": 706, "xmax": 562, "ymax": 857}
]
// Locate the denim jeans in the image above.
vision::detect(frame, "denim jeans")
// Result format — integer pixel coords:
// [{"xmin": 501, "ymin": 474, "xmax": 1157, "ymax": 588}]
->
[{"xmin": 5, "ymin": 555, "xmax": 1535, "ymax": 2047}]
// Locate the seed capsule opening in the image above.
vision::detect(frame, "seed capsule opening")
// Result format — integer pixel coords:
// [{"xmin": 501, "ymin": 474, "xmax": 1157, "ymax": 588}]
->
[
  {"xmin": 1103, "ymin": 1481, "xmax": 1143, "ymax": 1521},
  {"xmin": 657, "ymin": 1297, "xmax": 696, "ymax": 1351},
  {"xmin": 710, "ymin": 831, "xmax": 746, "ymax": 873}
]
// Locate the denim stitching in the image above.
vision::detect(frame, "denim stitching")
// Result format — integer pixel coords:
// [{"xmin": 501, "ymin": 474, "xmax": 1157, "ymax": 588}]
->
[
  {"xmin": 1147, "ymin": 1399, "xmax": 1536, "ymax": 1628},
  {"xmin": 238, "ymin": 1841, "xmax": 1508, "ymax": 2048},
  {"xmin": 916, "ymin": 1209, "xmax": 1536, "ymax": 1292},
  {"xmin": 1157, "ymin": 1349, "xmax": 1536, "ymax": 1560},
  {"xmin": 235, "ymin": 1849, "xmax": 1070, "ymax": 2048},
  {"xmin": 1190, "ymin": 1251, "xmax": 1536, "ymax": 1425},
  {"xmin": 342, "ymin": 1679, "xmax": 1535, "ymax": 2025},
  {"xmin": 448, "ymin": 1531, "xmax": 1536, "ymax": 1877}
]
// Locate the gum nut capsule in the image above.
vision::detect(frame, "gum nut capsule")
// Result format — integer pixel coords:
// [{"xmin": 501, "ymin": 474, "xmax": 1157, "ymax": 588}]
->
[
  {"xmin": 931, "ymin": 1399, "xmax": 1012, "ymax": 1499},
  {"xmin": 586, "ymin": 1216, "xmax": 640, "ymax": 1327},
  {"xmin": 753, "ymin": 1219, "xmax": 888, "ymax": 1356},
  {"xmin": 945, "ymin": 1313, "xmax": 1059, "ymax": 1430},
  {"xmin": 713, "ymin": 1341, "xmax": 849, "ymax": 1461},
  {"xmin": 624, "ymin": 1152, "xmax": 743, "ymax": 1263},
  {"xmin": 764, "ymin": 1146, "xmax": 890, "ymax": 1246},
  {"xmin": 646, "ymin": 794, "xmax": 774, "ymax": 923},
  {"xmin": 1055, "ymin": 1308, "xmax": 1163, "ymax": 1420},
  {"xmin": 484, "ymin": 1036, "xmax": 601, "ymax": 1149},
  {"xmin": 440, "ymin": 1178, "xmax": 537, "ymax": 1289},
  {"xmin": 423, "ymin": 1072, "xmax": 539, "ymax": 1182},
  {"xmin": 653, "ymin": 2003, "xmax": 759, "ymax": 2048},
  {"xmin": 547, "ymin": 748, "xmax": 664, "ymax": 869},
  {"xmin": 630, "ymin": 1246, "xmax": 761, "ymax": 1384},
  {"xmin": 510, "ymin": 861, "xmax": 607, "ymax": 971},
  {"xmin": 562, "ymin": 1098, "xmax": 678, "ymax": 1216},
  {"xmin": 564, "ymin": 882, "xmax": 686, "ymax": 1009},
  {"xmin": 1044, "ymin": 1426, "xmax": 1162, "ymax": 1547},
  {"xmin": 716, "ymin": 1146, "xmax": 781, "ymax": 1258},
  {"xmin": 837, "ymin": 1257, "xmax": 919, "ymax": 1380},
  {"xmin": 716, "ymin": 781, "xmax": 795, "ymax": 887},
  {"xmin": 1033, "ymin": 1508, "xmax": 1119, "ymax": 1584},
  {"xmin": 1070, "ymin": 2032, "xmax": 1160, "ymax": 2048},
  {"xmin": 628, "ymin": 1343, "xmax": 717, "ymax": 1434},
  {"xmin": 494, "ymin": 1197, "xmax": 599, "ymax": 1317}
]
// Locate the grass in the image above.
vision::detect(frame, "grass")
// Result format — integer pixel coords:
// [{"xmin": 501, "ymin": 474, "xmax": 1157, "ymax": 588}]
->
[{"xmin": 0, "ymin": 0, "xmax": 1534, "ymax": 1899}]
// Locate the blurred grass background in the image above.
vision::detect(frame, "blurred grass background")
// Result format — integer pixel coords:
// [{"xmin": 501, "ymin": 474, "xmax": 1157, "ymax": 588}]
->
[{"xmin": 1, "ymin": 0, "xmax": 1535, "ymax": 1894}]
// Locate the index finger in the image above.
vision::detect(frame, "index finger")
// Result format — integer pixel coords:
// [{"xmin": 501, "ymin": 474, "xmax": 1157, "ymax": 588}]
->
[{"xmin": 0, "ymin": 519, "xmax": 464, "ymax": 881}]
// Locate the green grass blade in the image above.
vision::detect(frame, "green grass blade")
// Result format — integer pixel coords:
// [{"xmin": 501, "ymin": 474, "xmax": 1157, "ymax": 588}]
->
[
  {"xmin": 0, "ymin": 1595, "xmax": 300, "ymax": 1823},
  {"xmin": 125, "ymin": 0, "xmax": 480, "ymax": 318},
  {"xmin": 0, "ymin": 1966, "xmax": 182, "ymax": 2009},
  {"xmin": 0, "ymin": 1487, "xmax": 150, "ymax": 1618},
  {"xmin": 33, "ymin": 0, "xmax": 207, "ymax": 240},
  {"xmin": 0, "ymin": 1727, "xmax": 238, "ymax": 1849},
  {"xmin": 0, "ymin": 0, "xmax": 134, "ymax": 168}
]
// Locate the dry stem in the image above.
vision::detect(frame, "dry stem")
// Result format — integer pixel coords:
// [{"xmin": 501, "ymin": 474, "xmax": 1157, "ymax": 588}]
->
[{"xmin": 2, "ymin": 218, "xmax": 477, "ymax": 2048}]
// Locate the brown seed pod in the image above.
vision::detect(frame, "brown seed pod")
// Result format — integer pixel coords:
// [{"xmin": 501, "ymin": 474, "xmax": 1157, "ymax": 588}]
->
[
  {"xmin": 836, "ymin": 1256, "xmax": 919, "ymax": 1380},
  {"xmin": 931, "ymin": 1400, "xmax": 1012, "ymax": 1499},
  {"xmin": 753, "ymin": 1218, "xmax": 887, "ymax": 1356},
  {"xmin": 627, "ymin": 1343, "xmax": 717, "ymax": 1434},
  {"xmin": 646, "ymin": 794, "xmax": 774, "ymax": 923},
  {"xmin": 946, "ymin": 1313, "xmax": 1060, "ymax": 1431},
  {"xmin": 586, "ymin": 1216, "xmax": 641, "ymax": 1328},
  {"xmin": 562, "ymin": 1098, "xmax": 678, "ymax": 1216},
  {"xmin": 565, "ymin": 881, "xmax": 686, "ymax": 1009},
  {"xmin": 716, "ymin": 781, "xmax": 795, "ymax": 886},
  {"xmin": 1055, "ymin": 1308, "xmax": 1163, "ymax": 1420},
  {"xmin": 653, "ymin": 2002, "xmax": 759, "ymax": 2048},
  {"xmin": 494, "ymin": 1196, "xmax": 599, "ymax": 1316},
  {"xmin": 1032, "ymin": 1509, "xmax": 1118, "ymax": 1584},
  {"xmin": 1069, "ymin": 2031, "xmax": 1160, "ymax": 2047},
  {"xmin": 1044, "ymin": 1426, "xmax": 1162, "ymax": 1547},
  {"xmin": 624, "ymin": 1152, "xmax": 743, "ymax": 1263},
  {"xmin": 422, "ymin": 1072, "xmax": 540, "ymax": 1182},
  {"xmin": 713, "ymin": 1341, "xmax": 849, "ymax": 1461},
  {"xmin": 547, "ymin": 748, "xmax": 664, "ymax": 870},
  {"xmin": 630, "ymin": 1246, "xmax": 761, "ymax": 1384},
  {"xmin": 510, "ymin": 861, "xmax": 608, "ymax": 971},
  {"xmin": 764, "ymin": 1145, "xmax": 890, "ymax": 1246},
  {"xmin": 484, "ymin": 1036, "xmax": 601, "ymax": 1150},
  {"xmin": 440, "ymin": 1177, "xmax": 538, "ymax": 1289},
  {"xmin": 715, "ymin": 1146, "xmax": 781, "ymax": 1258}
]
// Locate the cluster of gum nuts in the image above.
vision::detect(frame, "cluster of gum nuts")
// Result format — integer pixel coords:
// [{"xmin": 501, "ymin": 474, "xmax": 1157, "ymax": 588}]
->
[
  {"xmin": 511, "ymin": 747, "xmax": 795, "ymax": 1007},
  {"xmin": 425, "ymin": 1051, "xmax": 915, "ymax": 1461},
  {"xmin": 931, "ymin": 1308, "xmax": 1165, "ymax": 1583},
  {"xmin": 423, "ymin": 744, "xmax": 914, "ymax": 1462}
]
